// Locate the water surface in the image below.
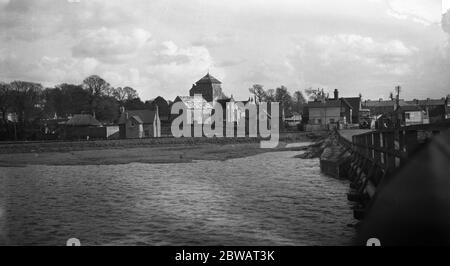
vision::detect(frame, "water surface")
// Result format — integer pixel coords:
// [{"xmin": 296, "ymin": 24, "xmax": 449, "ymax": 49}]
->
[{"xmin": 0, "ymin": 150, "xmax": 355, "ymax": 246}]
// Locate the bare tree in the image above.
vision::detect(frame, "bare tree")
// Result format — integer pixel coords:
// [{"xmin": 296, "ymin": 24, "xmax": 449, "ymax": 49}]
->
[
  {"xmin": 0, "ymin": 82, "xmax": 13, "ymax": 125},
  {"xmin": 293, "ymin": 90, "xmax": 306, "ymax": 113},
  {"xmin": 305, "ymin": 88, "xmax": 326, "ymax": 101},
  {"xmin": 9, "ymin": 81, "xmax": 43, "ymax": 123},
  {"xmin": 248, "ymin": 84, "xmax": 266, "ymax": 103},
  {"xmin": 83, "ymin": 75, "xmax": 111, "ymax": 97},
  {"xmin": 113, "ymin": 86, "xmax": 139, "ymax": 102}
]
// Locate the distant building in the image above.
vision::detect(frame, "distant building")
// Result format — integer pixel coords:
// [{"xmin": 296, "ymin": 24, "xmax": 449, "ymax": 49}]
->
[
  {"xmin": 216, "ymin": 95, "xmax": 252, "ymax": 124},
  {"xmin": 342, "ymin": 96, "xmax": 362, "ymax": 124},
  {"xmin": 118, "ymin": 108, "xmax": 161, "ymax": 139},
  {"xmin": 147, "ymin": 96, "xmax": 170, "ymax": 121},
  {"xmin": 376, "ymin": 104, "xmax": 429, "ymax": 129},
  {"xmin": 64, "ymin": 114, "xmax": 105, "ymax": 140},
  {"xmin": 304, "ymin": 89, "xmax": 353, "ymax": 130},
  {"xmin": 174, "ymin": 95, "xmax": 213, "ymax": 125},
  {"xmin": 284, "ymin": 113, "xmax": 302, "ymax": 127},
  {"xmin": 362, "ymin": 99, "xmax": 411, "ymax": 116},
  {"xmin": 189, "ymin": 73, "xmax": 226, "ymax": 102},
  {"xmin": 446, "ymin": 96, "xmax": 450, "ymax": 119},
  {"xmin": 406, "ymin": 97, "xmax": 448, "ymax": 123}
]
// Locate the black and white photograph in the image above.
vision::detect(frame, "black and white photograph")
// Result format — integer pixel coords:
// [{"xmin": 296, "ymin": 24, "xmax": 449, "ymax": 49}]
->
[{"xmin": 0, "ymin": 0, "xmax": 449, "ymax": 253}]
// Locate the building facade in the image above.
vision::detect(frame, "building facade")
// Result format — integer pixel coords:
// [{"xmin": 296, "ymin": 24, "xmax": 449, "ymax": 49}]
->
[
  {"xmin": 189, "ymin": 73, "xmax": 226, "ymax": 102},
  {"xmin": 118, "ymin": 109, "xmax": 161, "ymax": 139}
]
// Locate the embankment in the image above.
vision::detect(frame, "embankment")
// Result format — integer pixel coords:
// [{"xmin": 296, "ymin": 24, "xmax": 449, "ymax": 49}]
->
[{"xmin": 0, "ymin": 131, "xmax": 327, "ymax": 167}]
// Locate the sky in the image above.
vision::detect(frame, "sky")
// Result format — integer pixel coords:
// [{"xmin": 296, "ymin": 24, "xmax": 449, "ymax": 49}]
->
[{"xmin": 0, "ymin": 0, "xmax": 449, "ymax": 102}]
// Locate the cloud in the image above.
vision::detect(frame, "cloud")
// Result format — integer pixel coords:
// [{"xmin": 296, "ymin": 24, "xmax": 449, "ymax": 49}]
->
[
  {"xmin": 386, "ymin": 0, "xmax": 442, "ymax": 25},
  {"xmin": 72, "ymin": 27, "xmax": 152, "ymax": 64},
  {"xmin": 294, "ymin": 34, "xmax": 417, "ymax": 76},
  {"xmin": 0, "ymin": 0, "xmax": 448, "ymax": 101},
  {"xmin": 443, "ymin": 10, "xmax": 450, "ymax": 35}
]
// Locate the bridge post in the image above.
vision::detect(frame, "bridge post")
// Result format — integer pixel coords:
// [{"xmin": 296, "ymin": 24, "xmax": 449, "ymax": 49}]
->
[
  {"xmin": 383, "ymin": 131, "xmax": 396, "ymax": 174},
  {"xmin": 405, "ymin": 130, "xmax": 418, "ymax": 157},
  {"xmin": 373, "ymin": 132, "xmax": 381, "ymax": 163}
]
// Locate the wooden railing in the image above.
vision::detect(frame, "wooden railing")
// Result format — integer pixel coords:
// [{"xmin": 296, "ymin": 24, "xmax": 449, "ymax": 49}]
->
[
  {"xmin": 337, "ymin": 120, "xmax": 449, "ymax": 220},
  {"xmin": 343, "ymin": 120, "xmax": 450, "ymax": 185}
]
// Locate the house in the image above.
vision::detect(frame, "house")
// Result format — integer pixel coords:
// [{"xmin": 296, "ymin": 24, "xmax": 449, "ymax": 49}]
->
[
  {"xmin": 305, "ymin": 89, "xmax": 353, "ymax": 130},
  {"xmin": 375, "ymin": 105, "xmax": 429, "ymax": 129},
  {"xmin": 173, "ymin": 95, "xmax": 213, "ymax": 125},
  {"xmin": 215, "ymin": 95, "xmax": 253, "ymax": 124},
  {"xmin": 118, "ymin": 108, "xmax": 161, "ymax": 139},
  {"xmin": 64, "ymin": 114, "xmax": 106, "ymax": 140},
  {"xmin": 399, "ymin": 105, "xmax": 429, "ymax": 126},
  {"xmin": 362, "ymin": 99, "xmax": 412, "ymax": 116},
  {"xmin": 406, "ymin": 98, "xmax": 448, "ymax": 123},
  {"xmin": 342, "ymin": 96, "xmax": 362, "ymax": 124},
  {"xmin": 147, "ymin": 96, "xmax": 170, "ymax": 121}
]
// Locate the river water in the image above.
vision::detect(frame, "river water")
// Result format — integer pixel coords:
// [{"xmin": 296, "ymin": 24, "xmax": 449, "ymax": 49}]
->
[{"xmin": 0, "ymin": 148, "xmax": 355, "ymax": 246}]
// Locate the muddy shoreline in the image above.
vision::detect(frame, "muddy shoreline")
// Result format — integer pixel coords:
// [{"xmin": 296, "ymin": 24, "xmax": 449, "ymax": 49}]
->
[{"xmin": 0, "ymin": 132, "xmax": 327, "ymax": 167}]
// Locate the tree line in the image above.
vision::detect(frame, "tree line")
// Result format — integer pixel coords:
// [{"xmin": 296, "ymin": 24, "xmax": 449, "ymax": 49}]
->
[
  {"xmin": 0, "ymin": 75, "xmax": 148, "ymax": 140},
  {"xmin": 248, "ymin": 84, "xmax": 307, "ymax": 117}
]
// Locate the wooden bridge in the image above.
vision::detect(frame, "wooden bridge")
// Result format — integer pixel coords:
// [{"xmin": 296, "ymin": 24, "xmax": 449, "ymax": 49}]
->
[{"xmin": 336, "ymin": 120, "xmax": 450, "ymax": 221}]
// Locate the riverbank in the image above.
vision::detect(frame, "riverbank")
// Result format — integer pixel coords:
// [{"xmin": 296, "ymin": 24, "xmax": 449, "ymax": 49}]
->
[{"xmin": 0, "ymin": 132, "xmax": 327, "ymax": 167}]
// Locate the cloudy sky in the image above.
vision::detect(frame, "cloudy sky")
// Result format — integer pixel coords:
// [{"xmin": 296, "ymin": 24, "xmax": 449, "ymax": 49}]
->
[{"xmin": 0, "ymin": 0, "xmax": 449, "ymax": 101}]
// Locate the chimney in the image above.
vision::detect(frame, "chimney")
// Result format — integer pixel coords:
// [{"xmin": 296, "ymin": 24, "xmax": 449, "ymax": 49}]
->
[{"xmin": 334, "ymin": 89, "xmax": 339, "ymax": 100}]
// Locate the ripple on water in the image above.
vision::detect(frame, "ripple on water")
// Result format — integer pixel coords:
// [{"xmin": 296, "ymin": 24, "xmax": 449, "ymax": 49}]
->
[{"xmin": 0, "ymin": 150, "xmax": 355, "ymax": 246}]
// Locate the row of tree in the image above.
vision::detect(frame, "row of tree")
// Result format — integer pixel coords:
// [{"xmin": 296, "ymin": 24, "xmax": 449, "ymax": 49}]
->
[
  {"xmin": 0, "ymin": 75, "xmax": 147, "ymax": 140},
  {"xmin": 248, "ymin": 84, "xmax": 307, "ymax": 116}
]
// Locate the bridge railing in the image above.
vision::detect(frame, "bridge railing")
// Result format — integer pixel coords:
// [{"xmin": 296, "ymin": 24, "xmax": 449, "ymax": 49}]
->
[{"xmin": 349, "ymin": 120, "xmax": 450, "ymax": 176}]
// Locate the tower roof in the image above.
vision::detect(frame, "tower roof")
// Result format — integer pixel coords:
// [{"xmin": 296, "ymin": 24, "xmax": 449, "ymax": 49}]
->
[{"xmin": 196, "ymin": 73, "xmax": 222, "ymax": 84}]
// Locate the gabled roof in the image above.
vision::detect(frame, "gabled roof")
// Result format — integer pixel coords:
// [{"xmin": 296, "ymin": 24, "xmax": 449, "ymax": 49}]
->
[
  {"xmin": 130, "ymin": 115, "xmax": 144, "ymax": 124},
  {"xmin": 340, "ymin": 98, "xmax": 353, "ymax": 109},
  {"xmin": 66, "ymin": 114, "xmax": 101, "ymax": 127},
  {"xmin": 174, "ymin": 96, "xmax": 213, "ymax": 110},
  {"xmin": 343, "ymin": 97, "xmax": 361, "ymax": 111},
  {"xmin": 196, "ymin": 73, "xmax": 222, "ymax": 84},
  {"xmin": 118, "ymin": 110, "xmax": 157, "ymax": 124}
]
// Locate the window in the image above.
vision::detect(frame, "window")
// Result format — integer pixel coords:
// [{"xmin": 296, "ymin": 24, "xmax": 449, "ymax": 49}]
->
[
  {"xmin": 405, "ymin": 113, "xmax": 410, "ymax": 120},
  {"xmin": 329, "ymin": 119, "xmax": 335, "ymax": 123}
]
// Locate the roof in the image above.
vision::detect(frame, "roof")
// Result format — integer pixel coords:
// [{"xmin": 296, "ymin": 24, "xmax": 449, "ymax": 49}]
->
[
  {"xmin": 66, "ymin": 114, "xmax": 101, "ymax": 127},
  {"xmin": 340, "ymin": 98, "xmax": 353, "ymax": 109},
  {"xmin": 363, "ymin": 100, "xmax": 411, "ymax": 107},
  {"xmin": 406, "ymin": 99, "xmax": 446, "ymax": 106},
  {"xmin": 118, "ymin": 110, "xmax": 157, "ymax": 124},
  {"xmin": 398, "ymin": 105, "xmax": 424, "ymax": 112},
  {"xmin": 130, "ymin": 115, "xmax": 144, "ymax": 124},
  {"xmin": 196, "ymin": 73, "xmax": 222, "ymax": 84},
  {"xmin": 306, "ymin": 99, "xmax": 343, "ymax": 108},
  {"xmin": 174, "ymin": 96, "xmax": 213, "ymax": 110},
  {"xmin": 343, "ymin": 97, "xmax": 361, "ymax": 111}
]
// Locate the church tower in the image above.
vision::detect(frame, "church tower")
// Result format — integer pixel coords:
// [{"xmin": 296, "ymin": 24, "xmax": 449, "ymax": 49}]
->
[{"xmin": 189, "ymin": 73, "xmax": 225, "ymax": 102}]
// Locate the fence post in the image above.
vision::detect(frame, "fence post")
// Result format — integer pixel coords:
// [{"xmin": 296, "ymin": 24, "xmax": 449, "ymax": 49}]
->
[
  {"xmin": 405, "ymin": 130, "xmax": 418, "ymax": 158},
  {"xmin": 384, "ymin": 131, "xmax": 396, "ymax": 173}
]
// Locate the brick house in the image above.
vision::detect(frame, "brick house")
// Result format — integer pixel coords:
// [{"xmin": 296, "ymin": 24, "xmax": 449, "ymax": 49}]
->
[
  {"xmin": 304, "ymin": 89, "xmax": 353, "ymax": 129},
  {"xmin": 118, "ymin": 108, "xmax": 161, "ymax": 139}
]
